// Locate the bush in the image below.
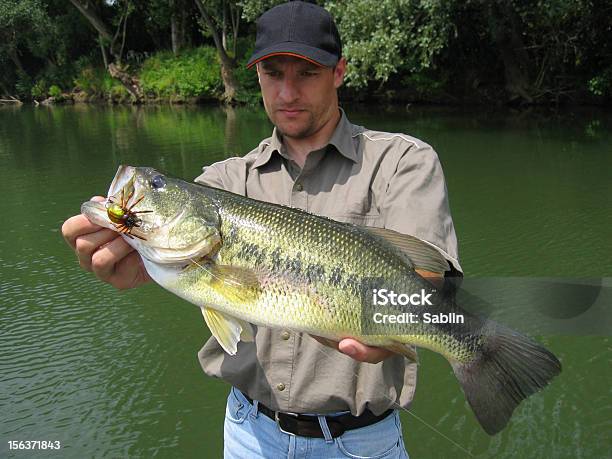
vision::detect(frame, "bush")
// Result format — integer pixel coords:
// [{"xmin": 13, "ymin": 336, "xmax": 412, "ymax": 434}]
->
[
  {"xmin": 48, "ymin": 85, "xmax": 62, "ymax": 98},
  {"xmin": 140, "ymin": 47, "xmax": 223, "ymax": 99},
  {"xmin": 14, "ymin": 73, "xmax": 33, "ymax": 99},
  {"xmin": 233, "ymin": 38, "xmax": 261, "ymax": 105},
  {"xmin": 588, "ymin": 68, "xmax": 612, "ymax": 99},
  {"xmin": 31, "ymin": 78, "xmax": 48, "ymax": 99},
  {"xmin": 73, "ymin": 65, "xmax": 123, "ymax": 99}
]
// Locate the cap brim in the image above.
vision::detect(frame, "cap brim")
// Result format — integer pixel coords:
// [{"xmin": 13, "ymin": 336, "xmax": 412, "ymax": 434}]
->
[{"xmin": 247, "ymin": 42, "xmax": 339, "ymax": 68}]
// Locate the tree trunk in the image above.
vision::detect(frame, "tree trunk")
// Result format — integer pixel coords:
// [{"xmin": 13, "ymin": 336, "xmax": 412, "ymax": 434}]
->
[
  {"xmin": 181, "ymin": 4, "xmax": 190, "ymax": 48},
  {"xmin": 170, "ymin": 0, "xmax": 185, "ymax": 55},
  {"xmin": 171, "ymin": 15, "xmax": 180, "ymax": 55},
  {"xmin": 0, "ymin": 81, "xmax": 10, "ymax": 96},
  {"xmin": 8, "ymin": 49, "xmax": 26, "ymax": 75},
  {"xmin": 0, "ymin": 98, "xmax": 23, "ymax": 105},
  {"xmin": 230, "ymin": 3, "xmax": 239, "ymax": 57},
  {"xmin": 108, "ymin": 63, "xmax": 142, "ymax": 101},
  {"xmin": 194, "ymin": 0, "xmax": 238, "ymax": 104},
  {"xmin": 170, "ymin": 0, "xmax": 189, "ymax": 55},
  {"xmin": 220, "ymin": 55, "xmax": 238, "ymax": 104},
  {"xmin": 69, "ymin": 0, "xmax": 113, "ymax": 41},
  {"xmin": 222, "ymin": 0, "xmax": 228, "ymax": 51},
  {"xmin": 99, "ymin": 35, "xmax": 109, "ymax": 69},
  {"xmin": 486, "ymin": 1, "xmax": 533, "ymax": 104}
]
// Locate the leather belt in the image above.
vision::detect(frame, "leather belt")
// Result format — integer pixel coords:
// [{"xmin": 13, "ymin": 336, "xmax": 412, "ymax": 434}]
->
[{"xmin": 244, "ymin": 394, "xmax": 394, "ymax": 438}]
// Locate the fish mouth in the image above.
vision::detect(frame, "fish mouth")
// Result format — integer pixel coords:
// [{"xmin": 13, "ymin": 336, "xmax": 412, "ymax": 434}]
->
[
  {"xmin": 81, "ymin": 199, "xmax": 111, "ymax": 229},
  {"xmin": 80, "ymin": 165, "xmax": 148, "ymax": 240},
  {"xmin": 107, "ymin": 165, "xmax": 137, "ymax": 206},
  {"xmin": 109, "ymin": 165, "xmax": 135, "ymax": 193}
]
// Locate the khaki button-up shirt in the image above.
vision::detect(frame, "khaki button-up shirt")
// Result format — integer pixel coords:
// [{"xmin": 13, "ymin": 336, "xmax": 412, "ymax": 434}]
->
[{"xmin": 194, "ymin": 110, "xmax": 460, "ymax": 416}]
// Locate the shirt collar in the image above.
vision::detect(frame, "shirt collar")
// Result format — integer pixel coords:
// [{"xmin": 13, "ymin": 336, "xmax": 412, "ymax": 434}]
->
[{"xmin": 252, "ymin": 108, "xmax": 358, "ymax": 169}]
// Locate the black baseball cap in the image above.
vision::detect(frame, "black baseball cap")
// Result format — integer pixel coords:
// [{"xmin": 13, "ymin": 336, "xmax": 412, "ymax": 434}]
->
[{"xmin": 246, "ymin": 1, "xmax": 342, "ymax": 69}]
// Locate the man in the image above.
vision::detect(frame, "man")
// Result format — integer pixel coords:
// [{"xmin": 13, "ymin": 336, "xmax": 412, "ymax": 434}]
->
[{"xmin": 62, "ymin": 2, "xmax": 460, "ymax": 457}]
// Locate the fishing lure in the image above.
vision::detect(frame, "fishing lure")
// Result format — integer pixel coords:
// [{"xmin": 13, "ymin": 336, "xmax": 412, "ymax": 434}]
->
[{"xmin": 105, "ymin": 188, "xmax": 151, "ymax": 240}]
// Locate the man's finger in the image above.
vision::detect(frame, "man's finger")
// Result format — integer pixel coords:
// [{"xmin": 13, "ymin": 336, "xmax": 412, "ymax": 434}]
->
[
  {"xmin": 90, "ymin": 236, "xmax": 135, "ymax": 281},
  {"xmin": 106, "ymin": 251, "xmax": 150, "ymax": 290},
  {"xmin": 62, "ymin": 214, "xmax": 106, "ymax": 250},
  {"xmin": 75, "ymin": 229, "xmax": 121, "ymax": 271},
  {"xmin": 61, "ymin": 197, "xmax": 107, "ymax": 248},
  {"xmin": 338, "ymin": 339, "xmax": 393, "ymax": 364}
]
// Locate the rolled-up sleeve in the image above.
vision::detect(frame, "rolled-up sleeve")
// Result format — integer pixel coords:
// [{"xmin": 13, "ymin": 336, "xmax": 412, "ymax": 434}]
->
[{"xmin": 381, "ymin": 143, "xmax": 461, "ymax": 272}]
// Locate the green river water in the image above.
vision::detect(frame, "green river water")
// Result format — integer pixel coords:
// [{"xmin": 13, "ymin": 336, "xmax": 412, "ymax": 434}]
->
[{"xmin": 0, "ymin": 105, "xmax": 610, "ymax": 458}]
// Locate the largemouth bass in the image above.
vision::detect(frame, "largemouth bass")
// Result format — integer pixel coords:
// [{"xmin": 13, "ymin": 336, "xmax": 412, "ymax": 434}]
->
[{"xmin": 81, "ymin": 165, "xmax": 561, "ymax": 435}]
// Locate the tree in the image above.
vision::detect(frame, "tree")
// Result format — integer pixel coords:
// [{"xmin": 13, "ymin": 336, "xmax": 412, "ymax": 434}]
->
[
  {"xmin": 144, "ymin": 0, "xmax": 193, "ymax": 56},
  {"xmin": 194, "ymin": 0, "xmax": 243, "ymax": 104},
  {"xmin": 0, "ymin": 0, "xmax": 54, "ymax": 77},
  {"xmin": 325, "ymin": 0, "xmax": 454, "ymax": 89},
  {"xmin": 69, "ymin": 0, "xmax": 142, "ymax": 100}
]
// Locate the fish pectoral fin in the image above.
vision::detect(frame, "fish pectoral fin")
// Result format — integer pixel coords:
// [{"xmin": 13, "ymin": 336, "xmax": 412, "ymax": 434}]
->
[
  {"xmin": 384, "ymin": 342, "xmax": 419, "ymax": 363},
  {"xmin": 209, "ymin": 265, "xmax": 262, "ymax": 305},
  {"xmin": 364, "ymin": 227, "xmax": 451, "ymax": 274},
  {"xmin": 201, "ymin": 307, "xmax": 254, "ymax": 355}
]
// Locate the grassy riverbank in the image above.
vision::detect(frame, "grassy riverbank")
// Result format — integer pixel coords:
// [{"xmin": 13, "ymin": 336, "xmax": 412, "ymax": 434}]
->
[
  {"xmin": 24, "ymin": 45, "xmax": 259, "ymax": 106},
  {"xmin": 11, "ymin": 42, "xmax": 610, "ymax": 108}
]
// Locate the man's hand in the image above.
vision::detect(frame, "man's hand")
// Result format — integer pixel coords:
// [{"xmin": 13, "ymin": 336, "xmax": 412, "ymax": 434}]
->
[
  {"xmin": 312, "ymin": 336, "xmax": 394, "ymax": 364},
  {"xmin": 61, "ymin": 196, "xmax": 151, "ymax": 290}
]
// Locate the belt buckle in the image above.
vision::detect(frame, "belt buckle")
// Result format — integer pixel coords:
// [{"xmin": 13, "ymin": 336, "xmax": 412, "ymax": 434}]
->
[{"xmin": 275, "ymin": 411, "xmax": 298, "ymax": 436}]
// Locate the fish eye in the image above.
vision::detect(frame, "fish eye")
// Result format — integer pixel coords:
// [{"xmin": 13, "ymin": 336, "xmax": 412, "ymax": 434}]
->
[{"xmin": 150, "ymin": 175, "xmax": 166, "ymax": 189}]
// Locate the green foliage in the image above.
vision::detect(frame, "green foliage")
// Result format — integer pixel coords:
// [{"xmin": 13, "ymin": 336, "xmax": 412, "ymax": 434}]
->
[
  {"xmin": 48, "ymin": 84, "xmax": 62, "ymax": 98},
  {"xmin": 0, "ymin": 0, "xmax": 54, "ymax": 56},
  {"xmin": 326, "ymin": 0, "xmax": 453, "ymax": 89},
  {"xmin": 503, "ymin": 0, "xmax": 611, "ymax": 99},
  {"xmin": 14, "ymin": 72, "xmax": 33, "ymax": 99},
  {"xmin": 401, "ymin": 72, "xmax": 447, "ymax": 99},
  {"xmin": 238, "ymin": 0, "xmax": 285, "ymax": 21},
  {"xmin": 232, "ymin": 37, "xmax": 261, "ymax": 105},
  {"xmin": 73, "ymin": 64, "xmax": 122, "ymax": 99},
  {"xmin": 140, "ymin": 47, "xmax": 222, "ymax": 98},
  {"xmin": 588, "ymin": 68, "xmax": 612, "ymax": 98},
  {"xmin": 1, "ymin": 0, "xmax": 609, "ymax": 104},
  {"xmin": 30, "ymin": 78, "xmax": 47, "ymax": 98}
]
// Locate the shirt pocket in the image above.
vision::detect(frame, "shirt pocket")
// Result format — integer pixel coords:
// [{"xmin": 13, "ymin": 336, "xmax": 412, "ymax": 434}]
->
[{"xmin": 325, "ymin": 184, "xmax": 382, "ymax": 227}]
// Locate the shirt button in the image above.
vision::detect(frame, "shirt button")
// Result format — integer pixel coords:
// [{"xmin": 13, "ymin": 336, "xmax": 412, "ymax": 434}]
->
[
  {"xmin": 277, "ymin": 383, "xmax": 286, "ymax": 391},
  {"xmin": 281, "ymin": 331, "xmax": 290, "ymax": 340},
  {"xmin": 295, "ymin": 182, "xmax": 303, "ymax": 192}
]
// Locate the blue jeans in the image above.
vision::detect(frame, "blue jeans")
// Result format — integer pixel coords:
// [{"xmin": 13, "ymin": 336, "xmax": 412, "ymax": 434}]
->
[{"xmin": 224, "ymin": 387, "xmax": 409, "ymax": 459}]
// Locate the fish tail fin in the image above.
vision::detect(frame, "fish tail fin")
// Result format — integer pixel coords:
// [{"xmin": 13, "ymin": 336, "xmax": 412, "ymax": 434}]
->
[{"xmin": 450, "ymin": 325, "xmax": 561, "ymax": 435}]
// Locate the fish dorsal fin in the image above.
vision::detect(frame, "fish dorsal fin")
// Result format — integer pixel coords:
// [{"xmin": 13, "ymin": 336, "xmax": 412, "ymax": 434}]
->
[
  {"xmin": 201, "ymin": 307, "xmax": 254, "ymax": 355},
  {"xmin": 364, "ymin": 227, "xmax": 450, "ymax": 274}
]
